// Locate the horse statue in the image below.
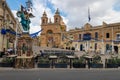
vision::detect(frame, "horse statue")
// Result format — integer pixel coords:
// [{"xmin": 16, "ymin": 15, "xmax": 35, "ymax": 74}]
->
[{"xmin": 16, "ymin": 5, "xmax": 34, "ymax": 32}]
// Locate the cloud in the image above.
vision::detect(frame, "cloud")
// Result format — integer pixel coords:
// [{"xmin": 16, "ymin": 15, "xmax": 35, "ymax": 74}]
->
[
  {"xmin": 11, "ymin": 0, "xmax": 120, "ymax": 34},
  {"xmin": 50, "ymin": 0, "xmax": 120, "ymax": 27},
  {"xmin": 11, "ymin": 10, "xmax": 17, "ymax": 18}
]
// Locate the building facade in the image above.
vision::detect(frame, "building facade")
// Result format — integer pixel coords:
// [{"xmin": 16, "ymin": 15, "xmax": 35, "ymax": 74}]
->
[
  {"xmin": 40, "ymin": 9, "xmax": 66, "ymax": 48},
  {"xmin": 39, "ymin": 8, "xmax": 120, "ymax": 55},
  {"xmin": 0, "ymin": 0, "xmax": 22, "ymax": 52},
  {"xmin": 66, "ymin": 22, "xmax": 120, "ymax": 54}
]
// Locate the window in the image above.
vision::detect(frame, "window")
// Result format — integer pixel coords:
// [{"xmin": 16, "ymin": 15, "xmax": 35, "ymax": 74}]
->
[
  {"xmin": 6, "ymin": 14, "xmax": 10, "ymax": 21},
  {"xmin": 106, "ymin": 33, "xmax": 109, "ymax": 38},
  {"xmin": 47, "ymin": 30, "xmax": 53, "ymax": 34},
  {"xmin": 106, "ymin": 44, "xmax": 111, "ymax": 52},
  {"xmin": 79, "ymin": 34, "xmax": 81, "ymax": 40},
  {"xmin": 95, "ymin": 32, "xmax": 98, "ymax": 39},
  {"xmin": 55, "ymin": 18, "xmax": 58, "ymax": 23},
  {"xmin": 42, "ymin": 19, "xmax": 45, "ymax": 23},
  {"xmin": 83, "ymin": 33, "xmax": 91, "ymax": 40},
  {"xmin": 116, "ymin": 33, "xmax": 120, "ymax": 40},
  {"xmin": 95, "ymin": 43, "xmax": 97, "ymax": 50}
]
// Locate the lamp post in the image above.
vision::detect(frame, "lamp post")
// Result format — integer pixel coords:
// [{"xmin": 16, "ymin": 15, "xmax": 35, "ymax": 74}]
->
[
  {"xmin": 14, "ymin": 18, "xmax": 19, "ymax": 55},
  {"xmin": 101, "ymin": 28, "xmax": 104, "ymax": 54},
  {"xmin": 111, "ymin": 27, "xmax": 114, "ymax": 54}
]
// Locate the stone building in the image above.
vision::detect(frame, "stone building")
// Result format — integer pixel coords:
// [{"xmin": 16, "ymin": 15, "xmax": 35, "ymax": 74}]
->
[
  {"xmin": 66, "ymin": 22, "xmax": 120, "ymax": 54},
  {"xmin": 39, "ymin": 8, "xmax": 120, "ymax": 55},
  {"xmin": 40, "ymin": 9, "xmax": 66, "ymax": 48},
  {"xmin": 0, "ymin": 0, "xmax": 22, "ymax": 52}
]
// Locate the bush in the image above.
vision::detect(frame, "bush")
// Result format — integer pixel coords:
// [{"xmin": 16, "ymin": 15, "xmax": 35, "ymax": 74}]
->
[
  {"xmin": 106, "ymin": 57, "xmax": 118, "ymax": 64},
  {"xmin": 92, "ymin": 55, "xmax": 102, "ymax": 64},
  {"xmin": 56, "ymin": 58, "xmax": 68, "ymax": 64},
  {"xmin": 38, "ymin": 57, "xmax": 50, "ymax": 64},
  {"xmin": 116, "ymin": 59, "xmax": 120, "ymax": 66},
  {"xmin": 73, "ymin": 57, "xmax": 85, "ymax": 64},
  {"xmin": 2, "ymin": 58, "xmax": 14, "ymax": 63},
  {"xmin": 108, "ymin": 59, "xmax": 117, "ymax": 64},
  {"xmin": 72, "ymin": 56, "xmax": 86, "ymax": 68}
]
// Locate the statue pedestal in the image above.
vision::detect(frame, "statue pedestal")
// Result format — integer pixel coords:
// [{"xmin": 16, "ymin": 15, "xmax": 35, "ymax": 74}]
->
[
  {"xmin": 15, "ymin": 33, "xmax": 34, "ymax": 68},
  {"xmin": 17, "ymin": 33, "xmax": 33, "ymax": 56},
  {"xmin": 15, "ymin": 55, "xmax": 34, "ymax": 68}
]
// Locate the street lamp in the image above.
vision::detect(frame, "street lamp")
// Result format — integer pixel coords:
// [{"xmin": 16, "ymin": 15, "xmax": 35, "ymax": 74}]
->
[
  {"xmin": 14, "ymin": 18, "xmax": 19, "ymax": 55},
  {"xmin": 111, "ymin": 27, "xmax": 114, "ymax": 53}
]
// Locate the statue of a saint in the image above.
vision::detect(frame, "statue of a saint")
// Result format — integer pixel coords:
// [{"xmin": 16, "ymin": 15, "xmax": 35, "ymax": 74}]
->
[
  {"xmin": 22, "ymin": 43, "xmax": 27, "ymax": 54},
  {"xmin": 16, "ymin": 5, "xmax": 34, "ymax": 32}
]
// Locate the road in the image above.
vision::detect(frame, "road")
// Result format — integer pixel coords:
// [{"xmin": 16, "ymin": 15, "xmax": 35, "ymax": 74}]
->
[{"xmin": 0, "ymin": 68, "xmax": 120, "ymax": 80}]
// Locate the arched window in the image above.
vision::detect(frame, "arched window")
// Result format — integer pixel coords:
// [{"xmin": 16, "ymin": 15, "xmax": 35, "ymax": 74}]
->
[
  {"xmin": 55, "ymin": 18, "xmax": 58, "ymax": 23},
  {"xmin": 42, "ymin": 19, "xmax": 45, "ymax": 23},
  {"xmin": 47, "ymin": 30, "xmax": 53, "ymax": 34}
]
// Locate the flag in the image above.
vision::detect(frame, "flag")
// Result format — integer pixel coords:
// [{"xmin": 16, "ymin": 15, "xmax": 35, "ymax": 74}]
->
[
  {"xmin": 30, "ymin": 29, "xmax": 43, "ymax": 38},
  {"xmin": 88, "ymin": 7, "xmax": 91, "ymax": 22}
]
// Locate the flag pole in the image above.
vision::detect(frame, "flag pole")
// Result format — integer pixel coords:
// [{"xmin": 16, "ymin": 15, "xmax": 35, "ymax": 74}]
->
[
  {"xmin": 102, "ymin": 29, "xmax": 104, "ymax": 54},
  {"xmin": 112, "ymin": 27, "xmax": 114, "ymax": 53},
  {"xmin": 87, "ymin": 7, "xmax": 91, "ymax": 53},
  {"xmin": 88, "ymin": 7, "xmax": 91, "ymax": 22}
]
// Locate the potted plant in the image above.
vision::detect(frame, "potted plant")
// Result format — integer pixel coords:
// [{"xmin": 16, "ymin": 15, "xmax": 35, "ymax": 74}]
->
[
  {"xmin": 105, "ymin": 56, "xmax": 118, "ymax": 68},
  {"xmin": 0, "ymin": 58, "xmax": 14, "ymax": 67},
  {"xmin": 90, "ymin": 55, "xmax": 103, "ymax": 68},
  {"xmin": 37, "ymin": 57, "xmax": 50, "ymax": 68},
  {"xmin": 54, "ymin": 58, "xmax": 68, "ymax": 68},
  {"xmin": 73, "ymin": 56, "xmax": 86, "ymax": 68},
  {"xmin": 116, "ymin": 58, "xmax": 120, "ymax": 67}
]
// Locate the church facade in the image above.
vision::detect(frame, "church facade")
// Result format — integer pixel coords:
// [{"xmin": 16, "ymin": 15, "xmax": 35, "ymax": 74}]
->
[{"xmin": 40, "ymin": 9, "xmax": 66, "ymax": 48}]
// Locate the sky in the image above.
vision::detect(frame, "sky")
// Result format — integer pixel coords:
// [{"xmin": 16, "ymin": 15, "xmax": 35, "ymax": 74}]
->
[{"xmin": 6, "ymin": 0, "xmax": 120, "ymax": 34}]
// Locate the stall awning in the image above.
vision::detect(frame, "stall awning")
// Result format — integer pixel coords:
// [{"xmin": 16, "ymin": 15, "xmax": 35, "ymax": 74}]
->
[
  {"xmin": 66, "ymin": 55, "xmax": 75, "ymax": 59},
  {"xmin": 84, "ymin": 55, "xmax": 93, "ymax": 59},
  {"xmin": 49, "ymin": 55, "xmax": 57, "ymax": 59}
]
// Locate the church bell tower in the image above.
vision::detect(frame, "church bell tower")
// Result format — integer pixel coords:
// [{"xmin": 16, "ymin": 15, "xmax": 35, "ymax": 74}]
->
[{"xmin": 41, "ymin": 11, "xmax": 48, "ymax": 25}]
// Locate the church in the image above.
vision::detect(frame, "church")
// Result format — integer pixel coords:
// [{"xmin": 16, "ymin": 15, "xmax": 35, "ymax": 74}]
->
[{"xmin": 40, "ymin": 9, "xmax": 66, "ymax": 48}]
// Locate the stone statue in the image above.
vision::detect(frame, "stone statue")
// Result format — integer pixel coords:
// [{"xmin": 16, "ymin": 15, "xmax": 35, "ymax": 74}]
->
[
  {"xmin": 22, "ymin": 43, "xmax": 27, "ymax": 54},
  {"xmin": 16, "ymin": 5, "xmax": 34, "ymax": 32}
]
